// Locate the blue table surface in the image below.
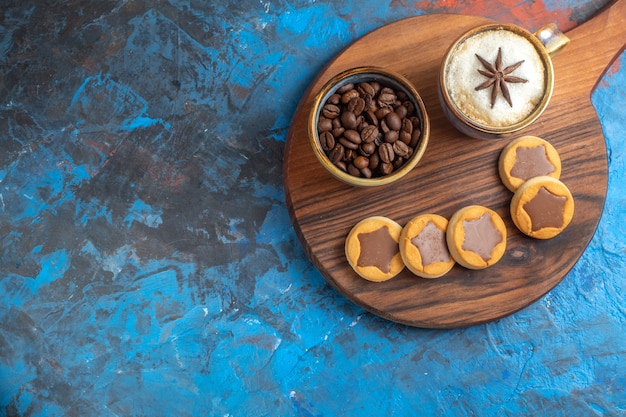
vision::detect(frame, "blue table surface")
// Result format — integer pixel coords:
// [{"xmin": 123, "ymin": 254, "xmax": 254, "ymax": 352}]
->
[{"xmin": 1, "ymin": 0, "xmax": 625, "ymax": 416}]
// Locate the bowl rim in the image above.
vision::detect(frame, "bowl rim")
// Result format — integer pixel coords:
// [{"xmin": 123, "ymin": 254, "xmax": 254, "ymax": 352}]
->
[
  {"xmin": 308, "ymin": 66, "xmax": 430, "ymax": 187},
  {"xmin": 438, "ymin": 23, "xmax": 555, "ymax": 137}
]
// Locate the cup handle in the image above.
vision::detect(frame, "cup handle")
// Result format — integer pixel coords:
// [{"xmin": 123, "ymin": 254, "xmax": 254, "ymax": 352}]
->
[{"xmin": 534, "ymin": 23, "xmax": 570, "ymax": 57}]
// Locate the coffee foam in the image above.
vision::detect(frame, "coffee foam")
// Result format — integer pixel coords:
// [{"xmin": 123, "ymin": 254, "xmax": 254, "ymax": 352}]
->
[{"xmin": 445, "ymin": 29, "xmax": 546, "ymax": 127}]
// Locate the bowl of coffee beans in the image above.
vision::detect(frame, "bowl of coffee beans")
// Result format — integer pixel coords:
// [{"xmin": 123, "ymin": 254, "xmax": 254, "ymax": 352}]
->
[{"xmin": 309, "ymin": 66, "xmax": 430, "ymax": 187}]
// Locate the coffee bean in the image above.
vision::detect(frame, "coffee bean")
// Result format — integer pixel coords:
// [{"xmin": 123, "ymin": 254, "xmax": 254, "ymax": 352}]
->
[
  {"xmin": 360, "ymin": 166, "xmax": 373, "ymax": 178},
  {"xmin": 379, "ymin": 142, "xmax": 395, "ymax": 163},
  {"xmin": 329, "ymin": 144, "xmax": 344, "ymax": 163},
  {"xmin": 379, "ymin": 119, "xmax": 390, "ymax": 133},
  {"xmin": 369, "ymin": 153, "xmax": 380, "ymax": 170},
  {"xmin": 318, "ymin": 117, "xmax": 332, "ymax": 132},
  {"xmin": 344, "ymin": 149, "xmax": 356, "ymax": 161},
  {"xmin": 379, "ymin": 162, "xmax": 393, "ymax": 175},
  {"xmin": 353, "ymin": 155, "xmax": 369, "ymax": 169},
  {"xmin": 393, "ymin": 156, "xmax": 405, "ymax": 169},
  {"xmin": 340, "ymin": 111, "xmax": 358, "ymax": 130},
  {"xmin": 336, "ymin": 83, "xmax": 354, "ymax": 94},
  {"xmin": 335, "ymin": 160, "xmax": 347, "ymax": 172},
  {"xmin": 328, "ymin": 94, "xmax": 341, "ymax": 105},
  {"xmin": 402, "ymin": 118, "xmax": 413, "ymax": 134},
  {"xmin": 375, "ymin": 107, "xmax": 392, "ymax": 120},
  {"xmin": 344, "ymin": 129, "xmax": 361, "ymax": 145},
  {"xmin": 320, "ymin": 131, "xmax": 335, "ymax": 151},
  {"xmin": 394, "ymin": 105, "xmax": 408, "ymax": 119},
  {"xmin": 410, "ymin": 128, "xmax": 422, "ymax": 147},
  {"xmin": 322, "ymin": 104, "xmax": 340, "ymax": 119},
  {"xmin": 347, "ymin": 97, "xmax": 365, "ymax": 115},
  {"xmin": 359, "ymin": 142, "xmax": 376, "ymax": 156},
  {"xmin": 364, "ymin": 110, "xmax": 378, "ymax": 126},
  {"xmin": 332, "ymin": 127, "xmax": 345, "ymax": 138},
  {"xmin": 341, "ymin": 89, "xmax": 360, "ymax": 104},
  {"xmin": 357, "ymin": 82, "xmax": 375, "ymax": 96},
  {"xmin": 393, "ymin": 141, "xmax": 410, "ymax": 158},
  {"xmin": 402, "ymin": 100, "xmax": 415, "ymax": 114},
  {"xmin": 361, "ymin": 125, "xmax": 379, "ymax": 143},
  {"xmin": 400, "ymin": 131, "xmax": 412, "ymax": 145},
  {"xmin": 347, "ymin": 163, "xmax": 361, "ymax": 177},
  {"xmin": 378, "ymin": 91, "xmax": 396, "ymax": 107},
  {"xmin": 339, "ymin": 137, "xmax": 359, "ymax": 150},
  {"xmin": 384, "ymin": 130, "xmax": 399, "ymax": 144},
  {"xmin": 385, "ymin": 112, "xmax": 402, "ymax": 131}
]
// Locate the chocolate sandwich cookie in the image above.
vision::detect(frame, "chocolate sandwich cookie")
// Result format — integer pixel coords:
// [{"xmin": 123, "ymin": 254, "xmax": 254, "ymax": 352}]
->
[
  {"xmin": 446, "ymin": 206, "xmax": 507, "ymax": 270},
  {"xmin": 399, "ymin": 214, "xmax": 455, "ymax": 278},
  {"xmin": 510, "ymin": 176, "xmax": 574, "ymax": 239},
  {"xmin": 499, "ymin": 135, "xmax": 561, "ymax": 192},
  {"xmin": 345, "ymin": 216, "xmax": 404, "ymax": 282}
]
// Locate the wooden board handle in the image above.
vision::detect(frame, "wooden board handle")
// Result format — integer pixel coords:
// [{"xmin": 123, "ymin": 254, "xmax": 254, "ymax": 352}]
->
[{"xmin": 557, "ymin": 0, "xmax": 626, "ymax": 96}]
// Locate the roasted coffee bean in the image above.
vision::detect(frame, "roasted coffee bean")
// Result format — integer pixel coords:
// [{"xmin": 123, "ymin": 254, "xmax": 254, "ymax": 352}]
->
[
  {"xmin": 332, "ymin": 127, "xmax": 345, "ymax": 138},
  {"xmin": 379, "ymin": 119, "xmax": 390, "ymax": 133},
  {"xmin": 360, "ymin": 166, "xmax": 373, "ymax": 178},
  {"xmin": 375, "ymin": 107, "xmax": 392, "ymax": 120},
  {"xmin": 318, "ymin": 117, "xmax": 332, "ymax": 132},
  {"xmin": 379, "ymin": 142, "xmax": 395, "ymax": 163},
  {"xmin": 379, "ymin": 162, "xmax": 393, "ymax": 175},
  {"xmin": 385, "ymin": 112, "xmax": 402, "ymax": 131},
  {"xmin": 322, "ymin": 104, "xmax": 340, "ymax": 119},
  {"xmin": 329, "ymin": 144, "xmax": 345, "ymax": 163},
  {"xmin": 336, "ymin": 83, "xmax": 354, "ymax": 94},
  {"xmin": 369, "ymin": 153, "xmax": 380, "ymax": 170},
  {"xmin": 334, "ymin": 160, "xmax": 347, "ymax": 172},
  {"xmin": 320, "ymin": 131, "xmax": 335, "ymax": 151},
  {"xmin": 384, "ymin": 130, "xmax": 399, "ymax": 144},
  {"xmin": 339, "ymin": 137, "xmax": 359, "ymax": 150},
  {"xmin": 328, "ymin": 94, "xmax": 341, "ymax": 105},
  {"xmin": 353, "ymin": 155, "xmax": 370, "ymax": 170},
  {"xmin": 344, "ymin": 148, "xmax": 356, "ymax": 161},
  {"xmin": 363, "ymin": 110, "xmax": 378, "ymax": 126},
  {"xmin": 394, "ymin": 104, "xmax": 408, "ymax": 119},
  {"xmin": 361, "ymin": 125, "xmax": 379, "ymax": 143},
  {"xmin": 393, "ymin": 156, "xmax": 405, "ymax": 169},
  {"xmin": 378, "ymin": 91, "xmax": 396, "ymax": 107},
  {"xmin": 341, "ymin": 89, "xmax": 360, "ymax": 104},
  {"xmin": 359, "ymin": 142, "xmax": 376, "ymax": 156},
  {"xmin": 400, "ymin": 131, "xmax": 412, "ymax": 145},
  {"xmin": 357, "ymin": 82, "xmax": 376, "ymax": 96},
  {"xmin": 402, "ymin": 118, "xmax": 413, "ymax": 134},
  {"xmin": 393, "ymin": 141, "xmax": 410, "ymax": 158},
  {"xmin": 347, "ymin": 163, "xmax": 361, "ymax": 177},
  {"xmin": 410, "ymin": 129, "xmax": 422, "ymax": 147},
  {"xmin": 343, "ymin": 129, "xmax": 361, "ymax": 145},
  {"xmin": 340, "ymin": 111, "xmax": 358, "ymax": 130},
  {"xmin": 402, "ymin": 100, "xmax": 415, "ymax": 114},
  {"xmin": 347, "ymin": 97, "xmax": 365, "ymax": 115},
  {"xmin": 362, "ymin": 94, "xmax": 373, "ymax": 112}
]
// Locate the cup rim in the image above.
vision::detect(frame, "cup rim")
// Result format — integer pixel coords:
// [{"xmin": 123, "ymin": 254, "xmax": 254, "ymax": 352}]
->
[
  {"xmin": 439, "ymin": 23, "xmax": 555, "ymax": 137},
  {"xmin": 308, "ymin": 66, "xmax": 430, "ymax": 187}
]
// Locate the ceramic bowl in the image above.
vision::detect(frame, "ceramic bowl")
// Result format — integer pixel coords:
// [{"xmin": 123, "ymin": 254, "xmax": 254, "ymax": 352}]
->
[{"xmin": 308, "ymin": 66, "xmax": 430, "ymax": 187}]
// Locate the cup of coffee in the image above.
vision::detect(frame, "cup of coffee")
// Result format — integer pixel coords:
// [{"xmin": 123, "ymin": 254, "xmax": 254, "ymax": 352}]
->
[{"xmin": 438, "ymin": 23, "xmax": 569, "ymax": 139}]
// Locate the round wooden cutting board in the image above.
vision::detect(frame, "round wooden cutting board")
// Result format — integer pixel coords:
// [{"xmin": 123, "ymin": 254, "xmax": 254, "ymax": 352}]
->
[{"xmin": 283, "ymin": 1, "xmax": 626, "ymax": 328}]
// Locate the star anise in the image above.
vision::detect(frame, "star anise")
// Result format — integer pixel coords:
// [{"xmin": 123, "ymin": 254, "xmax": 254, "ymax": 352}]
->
[{"xmin": 474, "ymin": 47, "xmax": 528, "ymax": 108}]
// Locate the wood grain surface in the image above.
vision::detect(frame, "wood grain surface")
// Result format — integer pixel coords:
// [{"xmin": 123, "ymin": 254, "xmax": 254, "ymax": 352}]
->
[{"xmin": 283, "ymin": 0, "xmax": 626, "ymax": 328}]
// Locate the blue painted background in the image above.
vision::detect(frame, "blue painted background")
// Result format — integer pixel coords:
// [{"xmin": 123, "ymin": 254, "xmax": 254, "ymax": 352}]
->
[{"xmin": 0, "ymin": 0, "xmax": 624, "ymax": 416}]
